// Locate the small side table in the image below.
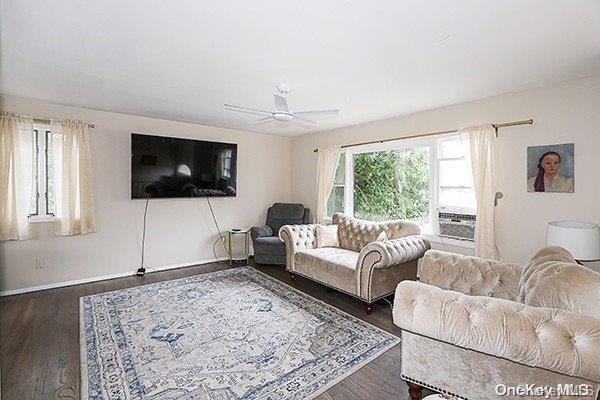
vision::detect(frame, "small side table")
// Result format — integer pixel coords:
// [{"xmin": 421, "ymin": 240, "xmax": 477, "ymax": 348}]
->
[{"xmin": 227, "ymin": 229, "xmax": 250, "ymax": 266}]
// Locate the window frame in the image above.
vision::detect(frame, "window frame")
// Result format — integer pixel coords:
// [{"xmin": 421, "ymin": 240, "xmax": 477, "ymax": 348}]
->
[
  {"xmin": 325, "ymin": 152, "xmax": 348, "ymax": 220},
  {"xmin": 28, "ymin": 125, "xmax": 55, "ymax": 223},
  {"xmin": 339, "ymin": 136, "xmax": 436, "ymax": 226},
  {"xmin": 327, "ymin": 133, "xmax": 476, "ymax": 244},
  {"xmin": 435, "ymin": 134, "xmax": 476, "ymax": 214},
  {"xmin": 27, "ymin": 129, "xmax": 40, "ymax": 218}
]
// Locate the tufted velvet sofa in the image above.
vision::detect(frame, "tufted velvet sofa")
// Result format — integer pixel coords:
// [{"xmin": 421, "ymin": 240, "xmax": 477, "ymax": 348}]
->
[
  {"xmin": 393, "ymin": 247, "xmax": 600, "ymax": 400},
  {"xmin": 279, "ymin": 213, "xmax": 430, "ymax": 314}
]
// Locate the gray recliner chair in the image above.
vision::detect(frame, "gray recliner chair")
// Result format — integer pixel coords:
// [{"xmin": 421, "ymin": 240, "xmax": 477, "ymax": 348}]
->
[{"xmin": 251, "ymin": 203, "xmax": 310, "ymax": 265}]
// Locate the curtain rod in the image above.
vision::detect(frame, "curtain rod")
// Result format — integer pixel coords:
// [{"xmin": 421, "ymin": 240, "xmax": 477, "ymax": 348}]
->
[
  {"xmin": 313, "ymin": 118, "xmax": 533, "ymax": 153},
  {"xmin": 32, "ymin": 117, "xmax": 95, "ymax": 129}
]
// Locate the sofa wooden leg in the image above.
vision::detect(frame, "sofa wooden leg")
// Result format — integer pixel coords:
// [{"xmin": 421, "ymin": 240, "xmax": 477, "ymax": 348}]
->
[
  {"xmin": 407, "ymin": 381, "xmax": 422, "ymax": 400},
  {"xmin": 289, "ymin": 272, "xmax": 296, "ymax": 281},
  {"xmin": 363, "ymin": 302, "xmax": 373, "ymax": 315}
]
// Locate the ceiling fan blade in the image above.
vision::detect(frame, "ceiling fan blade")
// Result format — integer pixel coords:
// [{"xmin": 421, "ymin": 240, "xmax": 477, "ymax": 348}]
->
[
  {"xmin": 255, "ymin": 116, "xmax": 274, "ymax": 123},
  {"xmin": 294, "ymin": 109, "xmax": 339, "ymax": 116},
  {"xmin": 289, "ymin": 120, "xmax": 315, "ymax": 129},
  {"xmin": 293, "ymin": 115, "xmax": 317, "ymax": 124},
  {"xmin": 226, "ymin": 109, "xmax": 273, "ymax": 117},
  {"xmin": 224, "ymin": 103, "xmax": 274, "ymax": 115},
  {"xmin": 273, "ymin": 94, "xmax": 289, "ymax": 112},
  {"xmin": 256, "ymin": 116, "xmax": 273, "ymax": 121}
]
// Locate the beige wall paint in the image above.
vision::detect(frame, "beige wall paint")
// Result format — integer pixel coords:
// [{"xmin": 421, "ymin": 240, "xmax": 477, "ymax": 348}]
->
[
  {"xmin": 290, "ymin": 75, "xmax": 600, "ymax": 271},
  {"xmin": 2, "ymin": 75, "xmax": 599, "ymax": 293},
  {"xmin": 0, "ymin": 96, "xmax": 291, "ymax": 293}
]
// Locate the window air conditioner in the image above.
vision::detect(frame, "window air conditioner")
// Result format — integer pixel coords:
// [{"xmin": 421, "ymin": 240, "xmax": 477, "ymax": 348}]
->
[{"xmin": 437, "ymin": 207, "xmax": 476, "ymax": 241}]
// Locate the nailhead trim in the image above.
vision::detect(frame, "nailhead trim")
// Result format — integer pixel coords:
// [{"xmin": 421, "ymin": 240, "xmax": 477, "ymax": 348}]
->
[
  {"xmin": 402, "ymin": 374, "xmax": 467, "ymax": 400},
  {"xmin": 280, "ymin": 229, "xmax": 293, "ymax": 269},
  {"xmin": 358, "ymin": 249, "xmax": 383, "ymax": 301}
]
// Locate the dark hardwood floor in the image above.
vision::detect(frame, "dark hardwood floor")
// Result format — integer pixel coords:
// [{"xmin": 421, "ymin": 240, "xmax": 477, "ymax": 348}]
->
[{"xmin": 0, "ymin": 260, "xmax": 430, "ymax": 400}]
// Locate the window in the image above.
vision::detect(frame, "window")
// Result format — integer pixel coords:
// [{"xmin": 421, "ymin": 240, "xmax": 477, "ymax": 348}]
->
[
  {"xmin": 27, "ymin": 125, "xmax": 59, "ymax": 222},
  {"xmin": 353, "ymin": 146, "xmax": 430, "ymax": 222},
  {"xmin": 326, "ymin": 134, "xmax": 476, "ymax": 233},
  {"xmin": 436, "ymin": 136, "xmax": 476, "ymax": 211},
  {"xmin": 326, "ymin": 154, "xmax": 345, "ymax": 217}
]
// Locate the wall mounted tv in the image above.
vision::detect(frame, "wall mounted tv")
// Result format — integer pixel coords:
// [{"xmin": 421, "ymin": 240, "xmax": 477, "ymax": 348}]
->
[{"xmin": 131, "ymin": 133, "xmax": 237, "ymax": 199}]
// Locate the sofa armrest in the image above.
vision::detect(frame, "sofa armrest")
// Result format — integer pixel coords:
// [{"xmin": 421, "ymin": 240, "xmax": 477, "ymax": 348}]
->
[
  {"xmin": 278, "ymin": 224, "xmax": 318, "ymax": 271},
  {"xmin": 356, "ymin": 235, "xmax": 430, "ymax": 301},
  {"xmin": 250, "ymin": 225, "xmax": 273, "ymax": 242},
  {"xmin": 393, "ymin": 280, "xmax": 600, "ymax": 382},
  {"xmin": 358, "ymin": 235, "xmax": 430, "ymax": 269},
  {"xmin": 420, "ymin": 250, "xmax": 524, "ymax": 301}
]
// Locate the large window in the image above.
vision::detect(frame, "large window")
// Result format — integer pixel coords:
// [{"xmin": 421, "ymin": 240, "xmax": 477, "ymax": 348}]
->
[
  {"xmin": 353, "ymin": 146, "xmax": 430, "ymax": 222},
  {"xmin": 326, "ymin": 134, "xmax": 475, "ymax": 234}
]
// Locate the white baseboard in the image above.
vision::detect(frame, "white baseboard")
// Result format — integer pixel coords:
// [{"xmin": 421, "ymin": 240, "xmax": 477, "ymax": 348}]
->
[{"xmin": 0, "ymin": 256, "xmax": 234, "ymax": 297}]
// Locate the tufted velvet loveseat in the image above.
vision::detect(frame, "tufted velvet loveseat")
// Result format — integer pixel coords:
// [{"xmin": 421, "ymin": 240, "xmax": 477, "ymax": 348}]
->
[
  {"xmin": 393, "ymin": 247, "xmax": 600, "ymax": 400},
  {"xmin": 279, "ymin": 213, "xmax": 430, "ymax": 314}
]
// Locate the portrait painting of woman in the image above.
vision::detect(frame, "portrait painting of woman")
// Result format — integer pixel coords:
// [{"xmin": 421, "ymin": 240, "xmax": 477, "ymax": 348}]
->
[{"xmin": 527, "ymin": 143, "xmax": 574, "ymax": 193}]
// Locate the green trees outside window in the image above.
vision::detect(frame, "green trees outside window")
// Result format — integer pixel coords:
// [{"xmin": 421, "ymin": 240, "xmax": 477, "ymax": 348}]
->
[{"xmin": 353, "ymin": 147, "xmax": 430, "ymax": 221}]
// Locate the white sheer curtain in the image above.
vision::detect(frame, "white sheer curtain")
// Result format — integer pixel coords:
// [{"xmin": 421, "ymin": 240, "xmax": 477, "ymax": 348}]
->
[
  {"xmin": 0, "ymin": 113, "xmax": 34, "ymax": 241},
  {"xmin": 51, "ymin": 119, "xmax": 96, "ymax": 236},
  {"xmin": 315, "ymin": 145, "xmax": 341, "ymax": 224},
  {"xmin": 460, "ymin": 123, "xmax": 502, "ymax": 260}
]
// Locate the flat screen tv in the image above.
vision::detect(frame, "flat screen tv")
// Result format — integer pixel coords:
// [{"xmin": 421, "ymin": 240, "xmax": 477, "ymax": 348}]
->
[{"xmin": 131, "ymin": 133, "xmax": 237, "ymax": 199}]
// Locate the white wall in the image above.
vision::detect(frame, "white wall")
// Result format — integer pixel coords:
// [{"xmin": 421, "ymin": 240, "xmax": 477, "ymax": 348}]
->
[
  {"xmin": 0, "ymin": 96, "xmax": 291, "ymax": 293},
  {"xmin": 290, "ymin": 75, "xmax": 600, "ymax": 271}
]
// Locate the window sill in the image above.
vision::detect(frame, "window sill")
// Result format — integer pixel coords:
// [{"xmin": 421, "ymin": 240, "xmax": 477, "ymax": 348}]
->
[
  {"xmin": 28, "ymin": 216, "xmax": 55, "ymax": 224},
  {"xmin": 422, "ymin": 234, "xmax": 475, "ymax": 249}
]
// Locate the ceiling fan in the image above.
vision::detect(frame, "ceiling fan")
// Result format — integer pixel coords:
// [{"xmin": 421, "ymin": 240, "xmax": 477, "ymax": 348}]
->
[{"xmin": 224, "ymin": 83, "xmax": 339, "ymax": 125}]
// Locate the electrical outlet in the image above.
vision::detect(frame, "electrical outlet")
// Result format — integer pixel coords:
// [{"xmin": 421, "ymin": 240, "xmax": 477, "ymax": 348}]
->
[{"xmin": 35, "ymin": 257, "xmax": 45, "ymax": 270}]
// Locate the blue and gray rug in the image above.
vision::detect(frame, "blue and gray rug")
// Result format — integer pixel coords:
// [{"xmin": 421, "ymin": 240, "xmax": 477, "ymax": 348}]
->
[{"xmin": 80, "ymin": 267, "xmax": 399, "ymax": 399}]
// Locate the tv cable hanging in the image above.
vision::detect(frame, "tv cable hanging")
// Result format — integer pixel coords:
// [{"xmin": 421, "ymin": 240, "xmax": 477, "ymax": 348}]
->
[{"xmin": 137, "ymin": 198, "xmax": 150, "ymax": 276}]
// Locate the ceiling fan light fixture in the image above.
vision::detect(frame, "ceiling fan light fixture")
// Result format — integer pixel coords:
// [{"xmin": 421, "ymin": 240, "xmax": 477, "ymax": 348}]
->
[
  {"xmin": 224, "ymin": 84, "xmax": 339, "ymax": 127},
  {"xmin": 273, "ymin": 112, "xmax": 294, "ymax": 122}
]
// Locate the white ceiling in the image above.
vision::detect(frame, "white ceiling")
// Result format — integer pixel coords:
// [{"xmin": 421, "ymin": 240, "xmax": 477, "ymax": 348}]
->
[{"xmin": 1, "ymin": 1, "xmax": 599, "ymax": 136}]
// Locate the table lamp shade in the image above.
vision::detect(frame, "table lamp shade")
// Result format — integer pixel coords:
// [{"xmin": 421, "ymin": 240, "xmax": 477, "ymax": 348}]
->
[{"xmin": 546, "ymin": 221, "xmax": 600, "ymax": 261}]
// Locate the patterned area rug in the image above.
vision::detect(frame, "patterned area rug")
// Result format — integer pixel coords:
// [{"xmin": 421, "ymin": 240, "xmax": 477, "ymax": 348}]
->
[{"xmin": 80, "ymin": 267, "xmax": 399, "ymax": 399}]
